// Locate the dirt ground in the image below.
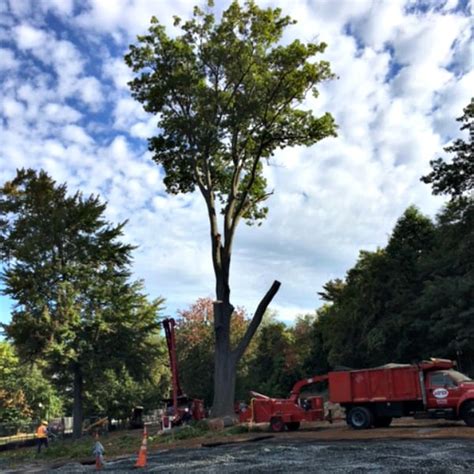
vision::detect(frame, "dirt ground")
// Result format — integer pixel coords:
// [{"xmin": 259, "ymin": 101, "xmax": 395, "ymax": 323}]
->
[
  {"xmin": 160, "ymin": 418, "xmax": 474, "ymax": 449},
  {"xmin": 60, "ymin": 438, "xmax": 474, "ymax": 473},
  {"xmin": 4, "ymin": 419, "xmax": 474, "ymax": 473}
]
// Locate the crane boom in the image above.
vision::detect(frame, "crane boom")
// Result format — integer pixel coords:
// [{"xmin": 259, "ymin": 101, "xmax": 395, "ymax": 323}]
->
[{"xmin": 162, "ymin": 318, "xmax": 183, "ymax": 415}]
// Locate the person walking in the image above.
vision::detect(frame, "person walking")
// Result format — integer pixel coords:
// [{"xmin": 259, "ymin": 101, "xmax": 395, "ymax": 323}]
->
[{"xmin": 36, "ymin": 420, "xmax": 49, "ymax": 454}]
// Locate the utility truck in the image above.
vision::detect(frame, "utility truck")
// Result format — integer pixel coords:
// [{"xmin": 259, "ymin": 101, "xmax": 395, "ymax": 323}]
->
[{"xmin": 245, "ymin": 358, "xmax": 474, "ymax": 431}]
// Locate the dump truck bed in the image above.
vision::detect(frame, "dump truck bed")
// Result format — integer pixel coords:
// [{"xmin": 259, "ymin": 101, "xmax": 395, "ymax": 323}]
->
[{"xmin": 329, "ymin": 365, "xmax": 423, "ymax": 404}]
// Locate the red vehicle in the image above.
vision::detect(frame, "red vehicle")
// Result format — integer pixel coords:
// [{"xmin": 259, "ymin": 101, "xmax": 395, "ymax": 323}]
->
[
  {"xmin": 162, "ymin": 318, "xmax": 205, "ymax": 424},
  {"xmin": 245, "ymin": 358, "xmax": 474, "ymax": 431}
]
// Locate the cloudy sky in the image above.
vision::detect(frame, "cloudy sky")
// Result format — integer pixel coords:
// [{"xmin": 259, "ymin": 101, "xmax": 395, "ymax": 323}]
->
[{"xmin": 0, "ymin": 0, "xmax": 472, "ymax": 326}]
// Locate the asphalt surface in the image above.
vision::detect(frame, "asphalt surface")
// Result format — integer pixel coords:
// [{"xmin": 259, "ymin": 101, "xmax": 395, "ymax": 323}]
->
[{"xmin": 53, "ymin": 438, "xmax": 474, "ymax": 473}]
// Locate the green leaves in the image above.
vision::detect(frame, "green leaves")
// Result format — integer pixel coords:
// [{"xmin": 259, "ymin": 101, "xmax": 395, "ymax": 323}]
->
[
  {"xmin": 0, "ymin": 342, "xmax": 63, "ymax": 425},
  {"xmin": 421, "ymin": 98, "xmax": 474, "ymax": 199},
  {"xmin": 126, "ymin": 0, "xmax": 336, "ymax": 226}
]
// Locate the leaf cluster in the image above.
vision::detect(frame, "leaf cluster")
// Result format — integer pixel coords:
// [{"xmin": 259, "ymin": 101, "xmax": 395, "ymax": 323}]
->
[
  {"xmin": 421, "ymin": 97, "xmax": 473, "ymax": 198},
  {"xmin": 125, "ymin": 0, "xmax": 336, "ymax": 226}
]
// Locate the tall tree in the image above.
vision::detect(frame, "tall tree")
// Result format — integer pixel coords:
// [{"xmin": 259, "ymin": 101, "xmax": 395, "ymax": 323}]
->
[
  {"xmin": 420, "ymin": 98, "xmax": 474, "ymax": 374},
  {"xmin": 0, "ymin": 169, "xmax": 163, "ymax": 437},
  {"xmin": 421, "ymin": 97, "xmax": 473, "ymax": 199},
  {"xmin": 125, "ymin": 0, "xmax": 336, "ymax": 415}
]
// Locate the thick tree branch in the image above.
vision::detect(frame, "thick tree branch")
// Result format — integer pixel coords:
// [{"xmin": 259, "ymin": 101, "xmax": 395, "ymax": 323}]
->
[{"xmin": 233, "ymin": 279, "xmax": 281, "ymax": 360}]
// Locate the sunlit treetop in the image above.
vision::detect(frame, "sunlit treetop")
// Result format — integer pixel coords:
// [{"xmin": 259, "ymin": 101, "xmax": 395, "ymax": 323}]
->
[{"xmin": 126, "ymin": 0, "xmax": 337, "ymax": 226}]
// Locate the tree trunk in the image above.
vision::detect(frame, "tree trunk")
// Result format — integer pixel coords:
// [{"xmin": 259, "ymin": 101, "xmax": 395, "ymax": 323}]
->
[
  {"xmin": 211, "ymin": 281, "xmax": 281, "ymax": 417},
  {"xmin": 72, "ymin": 365, "xmax": 83, "ymax": 439},
  {"xmin": 211, "ymin": 298, "xmax": 235, "ymax": 417},
  {"xmin": 212, "ymin": 344, "xmax": 237, "ymax": 417}
]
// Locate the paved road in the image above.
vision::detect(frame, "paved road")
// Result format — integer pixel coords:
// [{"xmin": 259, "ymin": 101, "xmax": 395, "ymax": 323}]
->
[{"xmin": 53, "ymin": 438, "xmax": 474, "ymax": 473}]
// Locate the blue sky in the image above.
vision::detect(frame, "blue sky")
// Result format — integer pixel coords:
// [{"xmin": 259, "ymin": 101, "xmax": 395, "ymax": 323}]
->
[{"xmin": 0, "ymin": 0, "xmax": 472, "ymax": 329}]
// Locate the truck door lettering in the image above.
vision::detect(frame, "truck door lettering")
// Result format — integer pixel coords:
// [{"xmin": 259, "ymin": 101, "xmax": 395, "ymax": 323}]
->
[{"xmin": 433, "ymin": 388, "xmax": 449, "ymax": 399}]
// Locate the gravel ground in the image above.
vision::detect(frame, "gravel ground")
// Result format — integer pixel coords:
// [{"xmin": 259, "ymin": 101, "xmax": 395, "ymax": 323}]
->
[{"xmin": 54, "ymin": 439, "xmax": 474, "ymax": 473}]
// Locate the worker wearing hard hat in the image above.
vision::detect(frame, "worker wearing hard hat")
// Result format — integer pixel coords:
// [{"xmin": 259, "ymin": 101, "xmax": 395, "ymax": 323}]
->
[{"xmin": 36, "ymin": 420, "xmax": 49, "ymax": 453}]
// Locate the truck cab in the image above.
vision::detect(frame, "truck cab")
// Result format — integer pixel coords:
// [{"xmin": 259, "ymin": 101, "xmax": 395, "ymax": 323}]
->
[{"xmin": 426, "ymin": 369, "xmax": 474, "ymax": 425}]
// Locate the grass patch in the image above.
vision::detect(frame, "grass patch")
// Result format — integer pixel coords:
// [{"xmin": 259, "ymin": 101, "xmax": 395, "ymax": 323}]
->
[
  {"xmin": 0, "ymin": 437, "xmax": 92, "ymax": 467},
  {"xmin": 0, "ymin": 422, "xmax": 263, "ymax": 467},
  {"xmin": 156, "ymin": 423, "xmax": 210, "ymax": 444},
  {"xmin": 0, "ymin": 431, "xmax": 143, "ymax": 467}
]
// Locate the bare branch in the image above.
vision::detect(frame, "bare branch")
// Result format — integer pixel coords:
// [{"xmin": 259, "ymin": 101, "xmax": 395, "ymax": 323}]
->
[{"xmin": 233, "ymin": 280, "xmax": 281, "ymax": 360}]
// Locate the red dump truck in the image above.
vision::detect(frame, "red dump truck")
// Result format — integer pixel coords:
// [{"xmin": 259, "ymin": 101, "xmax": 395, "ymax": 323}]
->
[{"xmin": 244, "ymin": 358, "xmax": 474, "ymax": 431}]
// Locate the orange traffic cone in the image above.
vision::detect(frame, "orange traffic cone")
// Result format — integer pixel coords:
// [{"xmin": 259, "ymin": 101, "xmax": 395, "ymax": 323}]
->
[{"xmin": 135, "ymin": 425, "xmax": 147, "ymax": 468}]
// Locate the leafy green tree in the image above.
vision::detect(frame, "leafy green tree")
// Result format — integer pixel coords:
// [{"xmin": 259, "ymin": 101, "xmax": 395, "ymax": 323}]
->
[
  {"xmin": 318, "ymin": 249, "xmax": 391, "ymax": 367},
  {"xmin": 85, "ymin": 354, "xmax": 170, "ymax": 420},
  {"xmin": 313, "ymin": 207, "xmax": 434, "ymax": 369},
  {"xmin": 419, "ymin": 98, "xmax": 474, "ymax": 375},
  {"xmin": 0, "ymin": 169, "xmax": 163, "ymax": 437},
  {"xmin": 244, "ymin": 321, "xmax": 294, "ymax": 398},
  {"xmin": 421, "ymin": 98, "xmax": 473, "ymax": 198},
  {"xmin": 125, "ymin": 0, "xmax": 337, "ymax": 415},
  {"xmin": 290, "ymin": 313, "xmax": 318, "ymax": 376},
  {"xmin": 301, "ymin": 306, "xmax": 332, "ymax": 375},
  {"xmin": 0, "ymin": 341, "xmax": 32, "ymax": 426},
  {"xmin": 0, "ymin": 341, "xmax": 62, "ymax": 427},
  {"xmin": 414, "ymin": 200, "xmax": 474, "ymax": 375},
  {"xmin": 382, "ymin": 206, "xmax": 435, "ymax": 361}
]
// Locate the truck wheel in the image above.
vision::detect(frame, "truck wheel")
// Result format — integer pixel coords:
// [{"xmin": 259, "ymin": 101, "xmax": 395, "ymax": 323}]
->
[
  {"xmin": 270, "ymin": 417, "xmax": 285, "ymax": 432},
  {"xmin": 286, "ymin": 422, "xmax": 300, "ymax": 431},
  {"xmin": 347, "ymin": 407, "xmax": 373, "ymax": 430},
  {"xmin": 461, "ymin": 401, "xmax": 474, "ymax": 427},
  {"xmin": 373, "ymin": 416, "xmax": 392, "ymax": 428}
]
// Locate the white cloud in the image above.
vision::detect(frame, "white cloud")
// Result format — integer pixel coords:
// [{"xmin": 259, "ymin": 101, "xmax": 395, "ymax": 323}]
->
[
  {"xmin": 76, "ymin": 76, "xmax": 103, "ymax": 107},
  {"xmin": 74, "ymin": 0, "xmax": 190, "ymax": 42},
  {"xmin": 14, "ymin": 23, "xmax": 48, "ymax": 50},
  {"xmin": 1, "ymin": 97, "xmax": 25, "ymax": 118},
  {"xmin": 62, "ymin": 124, "xmax": 93, "ymax": 145},
  {"xmin": 0, "ymin": 48, "xmax": 18, "ymax": 70},
  {"xmin": 43, "ymin": 103, "xmax": 82, "ymax": 123},
  {"xmin": 13, "ymin": 24, "xmax": 104, "ymax": 109},
  {"xmin": 103, "ymin": 57, "xmax": 133, "ymax": 90},
  {"xmin": 391, "ymin": 13, "xmax": 467, "ymax": 67},
  {"xmin": 113, "ymin": 97, "xmax": 148, "ymax": 129}
]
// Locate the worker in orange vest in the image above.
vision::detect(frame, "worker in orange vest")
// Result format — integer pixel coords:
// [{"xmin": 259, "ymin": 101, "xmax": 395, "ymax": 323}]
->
[{"xmin": 36, "ymin": 420, "xmax": 49, "ymax": 453}]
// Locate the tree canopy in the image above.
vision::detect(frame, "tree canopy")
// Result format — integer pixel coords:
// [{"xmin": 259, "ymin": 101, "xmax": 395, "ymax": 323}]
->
[{"xmin": 421, "ymin": 98, "xmax": 473, "ymax": 199}]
